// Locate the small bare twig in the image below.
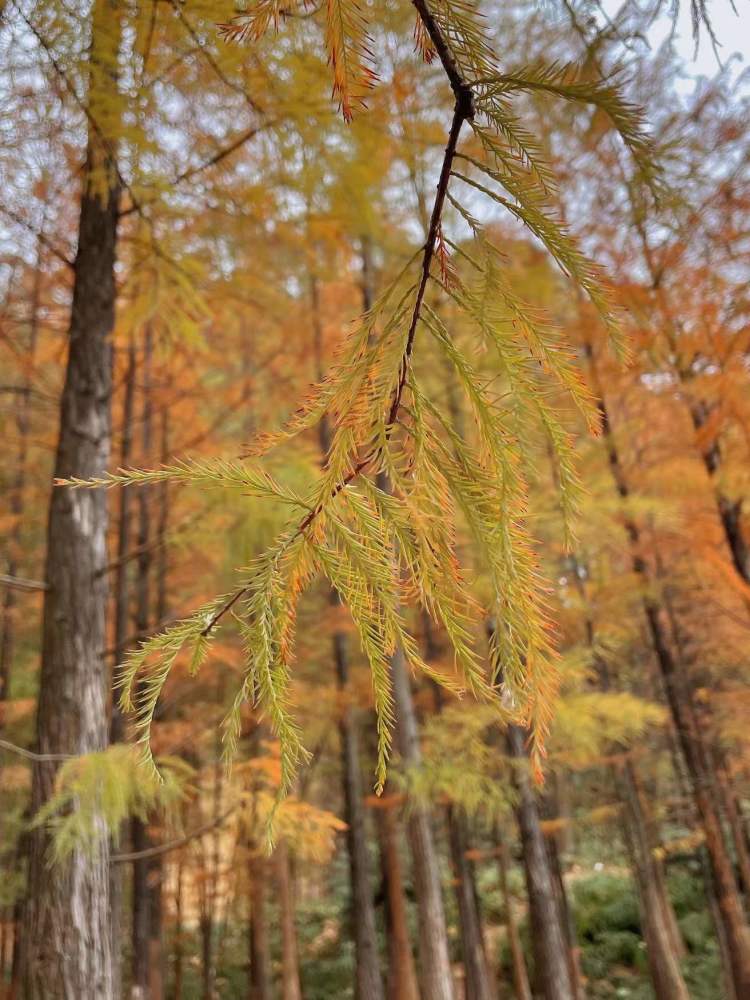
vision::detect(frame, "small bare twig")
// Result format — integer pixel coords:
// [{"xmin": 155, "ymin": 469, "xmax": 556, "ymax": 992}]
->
[
  {"xmin": 0, "ymin": 573, "xmax": 48, "ymax": 592},
  {"xmin": 0, "ymin": 738, "xmax": 72, "ymax": 762}
]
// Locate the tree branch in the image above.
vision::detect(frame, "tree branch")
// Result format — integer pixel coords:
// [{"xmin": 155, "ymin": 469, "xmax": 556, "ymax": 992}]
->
[
  {"xmin": 0, "ymin": 738, "xmax": 71, "ymax": 761},
  {"xmin": 201, "ymin": 0, "xmax": 474, "ymax": 636},
  {"xmin": 110, "ymin": 804, "xmax": 239, "ymax": 863},
  {"xmin": 0, "ymin": 573, "xmax": 48, "ymax": 592}
]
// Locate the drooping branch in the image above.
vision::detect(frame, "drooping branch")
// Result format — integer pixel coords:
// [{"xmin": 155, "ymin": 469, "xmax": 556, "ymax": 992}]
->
[{"xmin": 202, "ymin": 0, "xmax": 473, "ymax": 636}]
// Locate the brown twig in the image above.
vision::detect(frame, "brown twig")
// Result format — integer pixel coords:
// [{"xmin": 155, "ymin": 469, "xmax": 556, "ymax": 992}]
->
[
  {"xmin": 0, "ymin": 738, "xmax": 71, "ymax": 762},
  {"xmin": 0, "ymin": 573, "xmax": 48, "ymax": 592},
  {"xmin": 110, "ymin": 803, "xmax": 239, "ymax": 863}
]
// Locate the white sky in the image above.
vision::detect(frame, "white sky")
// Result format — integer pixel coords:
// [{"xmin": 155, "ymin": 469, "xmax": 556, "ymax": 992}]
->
[{"xmin": 602, "ymin": 0, "xmax": 750, "ymax": 77}]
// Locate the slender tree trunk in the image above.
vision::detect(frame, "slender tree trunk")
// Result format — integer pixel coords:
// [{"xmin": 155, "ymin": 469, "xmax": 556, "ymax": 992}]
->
[
  {"xmin": 700, "ymin": 845, "xmax": 738, "ymax": 1000},
  {"xmin": 248, "ymin": 851, "xmax": 273, "ymax": 1000},
  {"xmin": 332, "ymin": 605, "xmax": 385, "ymax": 1000},
  {"xmin": 111, "ymin": 337, "xmax": 136, "ymax": 743},
  {"xmin": 1, "ymin": 236, "xmax": 43, "ymax": 1000},
  {"xmin": 507, "ymin": 724, "xmax": 576, "ymax": 1000},
  {"xmin": 171, "ymin": 847, "xmax": 185, "ymax": 1000},
  {"xmin": 424, "ymin": 624, "xmax": 493, "ymax": 1000},
  {"xmin": 688, "ymin": 400, "xmax": 750, "ymax": 586},
  {"xmin": 585, "ymin": 340, "xmax": 750, "ymax": 997},
  {"xmin": 132, "ymin": 817, "xmax": 152, "ymax": 999},
  {"xmin": 311, "ymin": 259, "xmax": 385, "ymax": 1000},
  {"xmin": 546, "ymin": 829, "xmax": 583, "ymax": 999},
  {"xmin": 0, "ymin": 237, "xmax": 41, "ymax": 702},
  {"xmin": 496, "ymin": 832, "xmax": 532, "ymax": 1000},
  {"xmin": 276, "ymin": 839, "xmax": 303, "ymax": 1000},
  {"xmin": 375, "ymin": 797, "xmax": 419, "ymax": 1000},
  {"xmin": 617, "ymin": 760, "xmax": 690, "ymax": 1000},
  {"xmin": 22, "ymin": 2, "xmax": 121, "ymax": 995},
  {"xmin": 390, "ymin": 647, "xmax": 454, "ymax": 1000},
  {"xmin": 111, "ymin": 336, "xmax": 136, "ymax": 999},
  {"xmin": 715, "ymin": 761, "xmax": 750, "ymax": 899},
  {"xmin": 447, "ymin": 806, "xmax": 496, "ymax": 1000},
  {"xmin": 131, "ymin": 325, "xmax": 164, "ymax": 1000}
]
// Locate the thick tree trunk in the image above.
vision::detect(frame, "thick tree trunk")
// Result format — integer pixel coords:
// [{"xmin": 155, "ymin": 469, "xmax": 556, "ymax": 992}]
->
[
  {"xmin": 447, "ymin": 806, "xmax": 496, "ymax": 1000},
  {"xmin": 390, "ymin": 648, "xmax": 454, "ymax": 1000},
  {"xmin": 507, "ymin": 724, "xmax": 576, "ymax": 1000},
  {"xmin": 586, "ymin": 342, "xmax": 750, "ymax": 997},
  {"xmin": 248, "ymin": 851, "xmax": 273, "ymax": 1000},
  {"xmin": 375, "ymin": 797, "xmax": 420, "ymax": 1000},
  {"xmin": 617, "ymin": 760, "xmax": 690, "ymax": 1000},
  {"xmin": 496, "ymin": 833, "xmax": 532, "ymax": 1000},
  {"xmin": 276, "ymin": 839, "xmax": 302, "ymax": 1000},
  {"xmin": 21, "ymin": 2, "xmax": 121, "ymax": 995}
]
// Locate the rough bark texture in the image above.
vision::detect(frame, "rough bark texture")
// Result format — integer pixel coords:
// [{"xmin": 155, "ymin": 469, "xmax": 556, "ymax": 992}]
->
[
  {"xmin": 390, "ymin": 648, "xmax": 455, "ymax": 1000},
  {"xmin": 447, "ymin": 805, "xmax": 496, "ymax": 1000},
  {"xmin": 375, "ymin": 798, "xmax": 420, "ymax": 1000},
  {"xmin": 22, "ymin": 2, "xmax": 121, "ymax": 995},
  {"xmin": 507, "ymin": 724, "xmax": 576, "ymax": 1000}
]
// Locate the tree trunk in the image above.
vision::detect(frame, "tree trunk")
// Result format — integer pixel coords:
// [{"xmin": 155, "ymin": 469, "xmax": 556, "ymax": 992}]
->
[
  {"xmin": 507, "ymin": 724, "xmax": 576, "ymax": 1000},
  {"xmin": 586, "ymin": 340, "xmax": 750, "ymax": 997},
  {"xmin": 332, "ymin": 609, "xmax": 385, "ymax": 999},
  {"xmin": 537, "ymin": 771, "xmax": 582, "ymax": 1000},
  {"xmin": 248, "ymin": 851, "xmax": 273, "ymax": 1000},
  {"xmin": 390, "ymin": 647, "xmax": 454, "ymax": 1000},
  {"xmin": 171, "ymin": 848, "xmax": 185, "ymax": 1000},
  {"xmin": 715, "ymin": 760, "xmax": 750, "ymax": 899},
  {"xmin": 617, "ymin": 760, "xmax": 690, "ymax": 1000},
  {"xmin": 424, "ymin": 625, "xmax": 493, "ymax": 1000},
  {"xmin": 131, "ymin": 325, "xmax": 164, "ymax": 1000},
  {"xmin": 311, "ymin": 258, "xmax": 384, "ymax": 1000},
  {"xmin": 21, "ymin": 2, "xmax": 121, "ymax": 995},
  {"xmin": 111, "ymin": 335, "xmax": 136, "ymax": 999},
  {"xmin": 1, "ymin": 234, "xmax": 43, "ymax": 1000},
  {"xmin": 688, "ymin": 400, "xmax": 750, "ymax": 585},
  {"xmin": 0, "ymin": 235, "xmax": 41, "ymax": 702},
  {"xmin": 496, "ymin": 832, "xmax": 532, "ymax": 1000},
  {"xmin": 447, "ymin": 806, "xmax": 496, "ymax": 1000},
  {"xmin": 375, "ymin": 797, "xmax": 419, "ymax": 1000},
  {"xmin": 276, "ymin": 839, "xmax": 302, "ymax": 1000}
]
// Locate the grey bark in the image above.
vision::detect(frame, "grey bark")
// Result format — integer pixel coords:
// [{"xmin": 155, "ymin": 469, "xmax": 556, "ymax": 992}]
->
[{"xmin": 22, "ymin": 2, "xmax": 121, "ymax": 994}]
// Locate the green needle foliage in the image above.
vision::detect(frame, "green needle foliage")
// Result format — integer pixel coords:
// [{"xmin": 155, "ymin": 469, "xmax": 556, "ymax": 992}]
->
[{"xmin": 62, "ymin": 0, "xmax": 659, "ymax": 795}]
